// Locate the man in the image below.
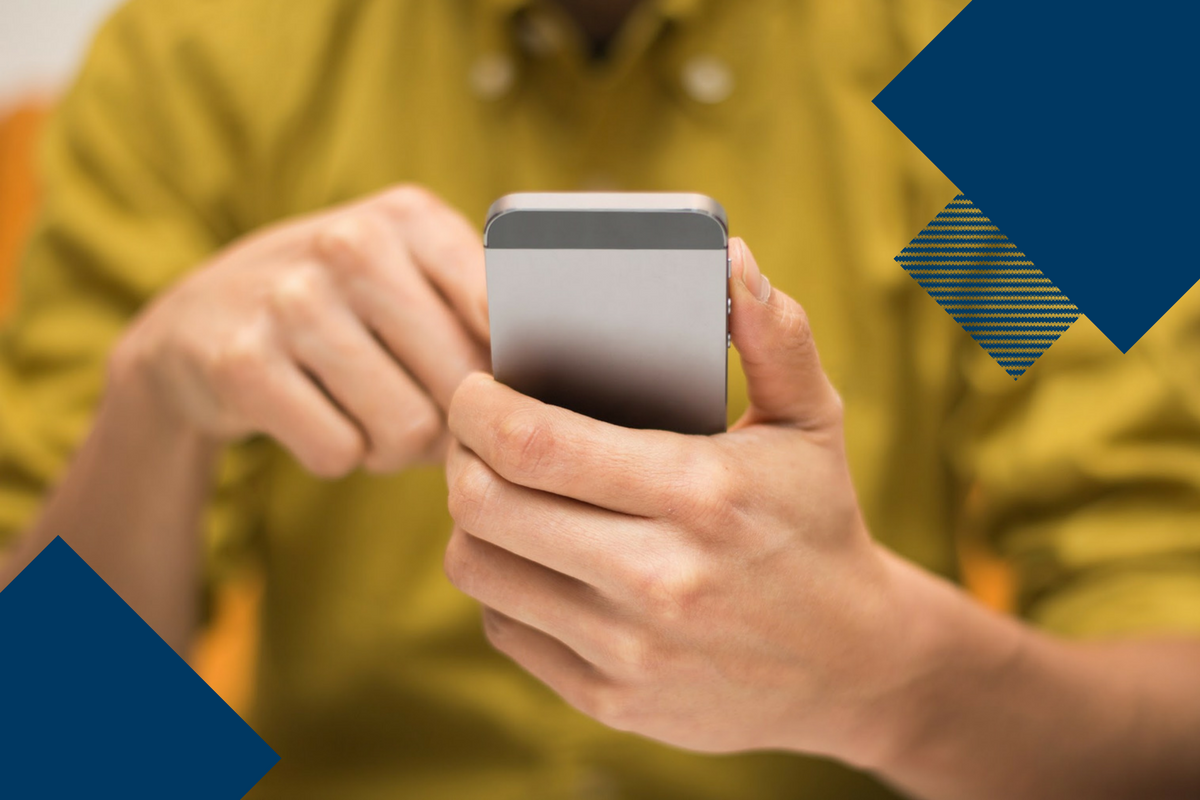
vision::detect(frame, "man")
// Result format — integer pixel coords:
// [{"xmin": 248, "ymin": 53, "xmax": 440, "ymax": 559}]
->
[{"xmin": 2, "ymin": 0, "xmax": 1199, "ymax": 797}]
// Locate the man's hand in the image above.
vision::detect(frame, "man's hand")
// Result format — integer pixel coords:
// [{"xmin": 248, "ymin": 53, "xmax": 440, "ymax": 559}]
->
[
  {"xmin": 444, "ymin": 238, "xmax": 1200, "ymax": 800},
  {"xmin": 112, "ymin": 185, "xmax": 489, "ymax": 477},
  {"xmin": 443, "ymin": 237, "xmax": 918, "ymax": 760},
  {"xmin": 3, "ymin": 184, "xmax": 488, "ymax": 654}
]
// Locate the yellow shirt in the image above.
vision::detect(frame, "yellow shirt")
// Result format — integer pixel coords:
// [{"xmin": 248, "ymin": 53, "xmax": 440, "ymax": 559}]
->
[{"xmin": 3, "ymin": 0, "xmax": 1200, "ymax": 797}]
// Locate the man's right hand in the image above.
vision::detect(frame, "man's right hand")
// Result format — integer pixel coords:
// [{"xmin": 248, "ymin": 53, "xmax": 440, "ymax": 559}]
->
[{"xmin": 110, "ymin": 185, "xmax": 490, "ymax": 478}]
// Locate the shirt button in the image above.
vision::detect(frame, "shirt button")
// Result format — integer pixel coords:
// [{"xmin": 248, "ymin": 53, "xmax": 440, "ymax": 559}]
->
[
  {"xmin": 681, "ymin": 54, "xmax": 734, "ymax": 104},
  {"xmin": 517, "ymin": 13, "xmax": 564, "ymax": 57},
  {"xmin": 470, "ymin": 52, "xmax": 516, "ymax": 100}
]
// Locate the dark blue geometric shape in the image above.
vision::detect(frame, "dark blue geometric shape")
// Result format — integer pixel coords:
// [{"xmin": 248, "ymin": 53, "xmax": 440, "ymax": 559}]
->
[
  {"xmin": 0, "ymin": 538, "xmax": 277, "ymax": 798},
  {"xmin": 899, "ymin": 195, "xmax": 1080, "ymax": 378},
  {"xmin": 874, "ymin": 0, "xmax": 1200, "ymax": 352}
]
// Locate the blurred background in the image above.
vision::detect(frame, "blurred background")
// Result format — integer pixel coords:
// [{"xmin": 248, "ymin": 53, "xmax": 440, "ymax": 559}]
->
[
  {"xmin": 1, "ymin": 0, "xmax": 117, "ymax": 297},
  {"xmin": 0, "ymin": 0, "xmax": 260, "ymax": 716},
  {"xmin": 0, "ymin": 0, "xmax": 117, "ymax": 104}
]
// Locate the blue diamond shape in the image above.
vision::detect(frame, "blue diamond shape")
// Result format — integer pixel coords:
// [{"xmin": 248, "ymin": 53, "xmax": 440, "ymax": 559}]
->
[
  {"xmin": 875, "ymin": 0, "xmax": 1200, "ymax": 352},
  {"xmin": 0, "ymin": 538, "xmax": 278, "ymax": 798}
]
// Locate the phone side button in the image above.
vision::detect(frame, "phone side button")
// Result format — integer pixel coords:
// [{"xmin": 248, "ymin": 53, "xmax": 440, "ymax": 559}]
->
[
  {"xmin": 727, "ymin": 256, "xmax": 732, "ymax": 279},
  {"xmin": 728, "ymin": 332, "xmax": 732, "ymax": 349}
]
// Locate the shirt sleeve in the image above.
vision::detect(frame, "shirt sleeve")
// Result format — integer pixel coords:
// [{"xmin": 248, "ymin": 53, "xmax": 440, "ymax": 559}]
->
[
  {"xmin": 0, "ymin": 1, "xmax": 269, "ymax": 589},
  {"xmin": 945, "ymin": 294, "xmax": 1200, "ymax": 639}
]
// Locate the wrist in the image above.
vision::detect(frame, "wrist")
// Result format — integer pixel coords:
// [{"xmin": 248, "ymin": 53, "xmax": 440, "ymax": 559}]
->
[
  {"xmin": 854, "ymin": 546, "xmax": 1032, "ymax": 777},
  {"xmin": 844, "ymin": 547, "xmax": 1031, "ymax": 777},
  {"xmin": 104, "ymin": 338, "xmax": 219, "ymax": 461}
]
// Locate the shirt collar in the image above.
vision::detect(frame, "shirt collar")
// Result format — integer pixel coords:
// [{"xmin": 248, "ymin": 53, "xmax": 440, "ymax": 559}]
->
[
  {"xmin": 466, "ymin": 0, "xmax": 724, "ymax": 105},
  {"xmin": 469, "ymin": 0, "xmax": 712, "ymax": 56}
]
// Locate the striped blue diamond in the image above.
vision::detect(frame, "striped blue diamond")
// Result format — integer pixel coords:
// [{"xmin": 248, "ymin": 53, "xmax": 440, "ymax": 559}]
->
[{"xmin": 898, "ymin": 195, "xmax": 1079, "ymax": 379}]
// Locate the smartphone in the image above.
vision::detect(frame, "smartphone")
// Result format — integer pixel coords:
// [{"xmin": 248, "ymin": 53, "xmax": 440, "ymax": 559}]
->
[{"xmin": 484, "ymin": 192, "xmax": 729, "ymax": 435}]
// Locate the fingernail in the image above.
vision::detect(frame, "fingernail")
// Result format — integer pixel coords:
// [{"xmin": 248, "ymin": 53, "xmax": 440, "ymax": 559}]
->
[
  {"xmin": 756, "ymin": 275, "xmax": 772, "ymax": 303},
  {"xmin": 738, "ymin": 239, "xmax": 772, "ymax": 303}
]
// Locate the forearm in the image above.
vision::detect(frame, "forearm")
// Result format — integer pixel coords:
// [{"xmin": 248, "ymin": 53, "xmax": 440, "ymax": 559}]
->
[
  {"xmin": 0, "ymin": 366, "xmax": 218, "ymax": 654},
  {"xmin": 868, "ymin": 550, "xmax": 1200, "ymax": 800}
]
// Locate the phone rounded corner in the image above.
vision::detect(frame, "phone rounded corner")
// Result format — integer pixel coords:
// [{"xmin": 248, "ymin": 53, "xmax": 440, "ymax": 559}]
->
[
  {"xmin": 484, "ymin": 194, "xmax": 522, "ymax": 248},
  {"xmin": 681, "ymin": 194, "xmax": 729, "ymax": 248}
]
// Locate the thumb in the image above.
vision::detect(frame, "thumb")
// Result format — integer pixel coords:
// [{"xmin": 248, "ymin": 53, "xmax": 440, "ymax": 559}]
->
[{"xmin": 729, "ymin": 237, "xmax": 841, "ymax": 429}]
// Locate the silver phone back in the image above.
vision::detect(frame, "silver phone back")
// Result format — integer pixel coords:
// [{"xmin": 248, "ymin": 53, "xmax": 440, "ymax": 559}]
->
[{"xmin": 485, "ymin": 193, "xmax": 728, "ymax": 435}]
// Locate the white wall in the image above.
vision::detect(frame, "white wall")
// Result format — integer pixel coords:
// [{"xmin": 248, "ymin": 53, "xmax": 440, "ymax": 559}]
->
[{"xmin": 0, "ymin": 0, "xmax": 124, "ymax": 107}]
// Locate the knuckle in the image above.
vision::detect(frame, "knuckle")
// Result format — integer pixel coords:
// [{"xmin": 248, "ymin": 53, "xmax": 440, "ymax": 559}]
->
[
  {"xmin": 675, "ymin": 450, "xmax": 740, "ymax": 529},
  {"xmin": 447, "ymin": 456, "xmax": 498, "ymax": 532},
  {"xmin": 269, "ymin": 268, "xmax": 328, "ymax": 324},
  {"xmin": 577, "ymin": 684, "xmax": 636, "ymax": 731},
  {"xmin": 382, "ymin": 184, "xmax": 438, "ymax": 219},
  {"xmin": 494, "ymin": 409, "xmax": 555, "ymax": 480},
  {"xmin": 314, "ymin": 215, "xmax": 383, "ymax": 279},
  {"xmin": 631, "ymin": 555, "xmax": 710, "ymax": 623},
  {"xmin": 604, "ymin": 626, "xmax": 655, "ymax": 677},
  {"xmin": 574, "ymin": 681, "xmax": 612, "ymax": 720},
  {"xmin": 380, "ymin": 185, "xmax": 482, "ymax": 275},
  {"xmin": 206, "ymin": 324, "xmax": 270, "ymax": 386}
]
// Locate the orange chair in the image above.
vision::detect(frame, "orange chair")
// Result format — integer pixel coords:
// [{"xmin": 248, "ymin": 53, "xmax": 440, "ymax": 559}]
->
[{"xmin": 0, "ymin": 102, "xmax": 49, "ymax": 315}]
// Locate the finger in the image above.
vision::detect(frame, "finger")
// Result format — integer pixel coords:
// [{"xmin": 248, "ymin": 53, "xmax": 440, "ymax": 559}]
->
[
  {"xmin": 446, "ymin": 443, "xmax": 646, "ymax": 589},
  {"xmin": 315, "ymin": 212, "xmax": 489, "ymax": 411},
  {"xmin": 728, "ymin": 237, "xmax": 841, "ymax": 429},
  {"xmin": 479, "ymin": 608, "xmax": 606, "ymax": 716},
  {"xmin": 270, "ymin": 270, "xmax": 444, "ymax": 471},
  {"xmin": 235, "ymin": 357, "xmax": 366, "ymax": 479},
  {"xmin": 448, "ymin": 373, "xmax": 705, "ymax": 516},
  {"xmin": 444, "ymin": 527, "xmax": 614, "ymax": 666},
  {"xmin": 376, "ymin": 186, "xmax": 491, "ymax": 343}
]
